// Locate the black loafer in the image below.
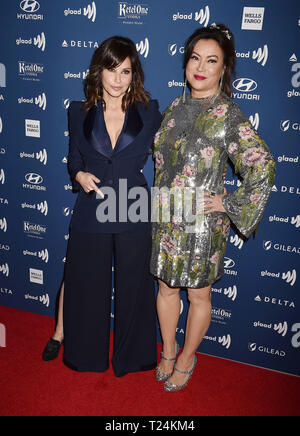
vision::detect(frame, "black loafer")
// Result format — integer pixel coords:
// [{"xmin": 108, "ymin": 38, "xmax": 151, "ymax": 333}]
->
[{"xmin": 42, "ymin": 338, "xmax": 63, "ymax": 362}]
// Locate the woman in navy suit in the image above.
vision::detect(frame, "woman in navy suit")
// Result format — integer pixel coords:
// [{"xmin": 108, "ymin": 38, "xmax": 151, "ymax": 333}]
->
[{"xmin": 44, "ymin": 36, "xmax": 161, "ymax": 376}]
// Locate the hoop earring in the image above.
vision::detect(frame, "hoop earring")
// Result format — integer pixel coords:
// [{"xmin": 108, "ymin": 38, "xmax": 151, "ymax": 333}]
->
[{"xmin": 182, "ymin": 78, "xmax": 187, "ymax": 103}]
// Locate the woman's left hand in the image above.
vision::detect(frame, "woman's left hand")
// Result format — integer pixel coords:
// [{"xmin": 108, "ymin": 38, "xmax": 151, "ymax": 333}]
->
[{"xmin": 202, "ymin": 191, "xmax": 226, "ymax": 215}]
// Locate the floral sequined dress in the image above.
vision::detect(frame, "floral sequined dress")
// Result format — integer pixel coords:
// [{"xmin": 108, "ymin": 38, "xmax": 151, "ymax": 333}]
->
[{"xmin": 150, "ymin": 93, "xmax": 276, "ymax": 288}]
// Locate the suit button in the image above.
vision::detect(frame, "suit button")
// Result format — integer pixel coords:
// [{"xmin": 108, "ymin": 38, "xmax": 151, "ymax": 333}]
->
[{"xmin": 107, "ymin": 159, "xmax": 112, "ymax": 164}]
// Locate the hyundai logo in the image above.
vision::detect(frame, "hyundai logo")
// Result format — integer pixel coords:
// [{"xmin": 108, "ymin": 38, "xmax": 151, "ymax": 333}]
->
[
  {"xmin": 233, "ymin": 78, "xmax": 258, "ymax": 92},
  {"xmin": 20, "ymin": 0, "xmax": 40, "ymax": 13},
  {"xmin": 25, "ymin": 173, "xmax": 43, "ymax": 184},
  {"xmin": 224, "ymin": 257, "xmax": 235, "ymax": 268}
]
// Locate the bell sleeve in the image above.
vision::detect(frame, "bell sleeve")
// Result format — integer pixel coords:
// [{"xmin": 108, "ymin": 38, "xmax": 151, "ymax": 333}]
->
[{"xmin": 222, "ymin": 103, "xmax": 276, "ymax": 238}]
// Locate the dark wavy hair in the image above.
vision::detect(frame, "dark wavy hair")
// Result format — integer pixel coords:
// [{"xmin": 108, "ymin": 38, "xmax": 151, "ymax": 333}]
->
[
  {"xmin": 83, "ymin": 36, "xmax": 149, "ymax": 112},
  {"xmin": 184, "ymin": 23, "xmax": 236, "ymax": 97}
]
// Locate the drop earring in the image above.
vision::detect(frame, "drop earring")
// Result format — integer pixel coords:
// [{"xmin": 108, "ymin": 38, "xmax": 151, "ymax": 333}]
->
[
  {"xmin": 210, "ymin": 73, "xmax": 224, "ymax": 104},
  {"xmin": 182, "ymin": 78, "xmax": 187, "ymax": 103}
]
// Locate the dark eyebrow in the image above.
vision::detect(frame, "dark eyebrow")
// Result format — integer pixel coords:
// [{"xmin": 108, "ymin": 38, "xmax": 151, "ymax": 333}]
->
[{"xmin": 191, "ymin": 51, "xmax": 219, "ymax": 59}]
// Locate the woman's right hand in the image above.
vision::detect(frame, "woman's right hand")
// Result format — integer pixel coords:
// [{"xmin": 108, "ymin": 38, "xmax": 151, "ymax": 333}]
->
[{"xmin": 75, "ymin": 171, "xmax": 104, "ymax": 198}]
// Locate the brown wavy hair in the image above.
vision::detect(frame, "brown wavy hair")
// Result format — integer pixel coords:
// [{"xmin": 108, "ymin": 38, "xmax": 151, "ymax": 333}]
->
[
  {"xmin": 83, "ymin": 36, "xmax": 149, "ymax": 112},
  {"xmin": 184, "ymin": 23, "xmax": 236, "ymax": 97}
]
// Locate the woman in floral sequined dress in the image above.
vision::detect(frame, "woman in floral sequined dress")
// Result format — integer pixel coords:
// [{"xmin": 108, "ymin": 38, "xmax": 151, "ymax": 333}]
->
[{"xmin": 151, "ymin": 24, "xmax": 276, "ymax": 392}]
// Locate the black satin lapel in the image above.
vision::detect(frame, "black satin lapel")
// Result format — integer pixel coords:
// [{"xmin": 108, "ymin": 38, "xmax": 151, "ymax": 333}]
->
[
  {"xmin": 84, "ymin": 104, "xmax": 113, "ymax": 158},
  {"xmin": 113, "ymin": 105, "xmax": 143, "ymax": 155}
]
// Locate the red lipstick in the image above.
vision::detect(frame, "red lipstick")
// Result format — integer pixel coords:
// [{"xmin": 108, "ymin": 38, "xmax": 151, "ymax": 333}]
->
[{"xmin": 194, "ymin": 75, "xmax": 206, "ymax": 81}]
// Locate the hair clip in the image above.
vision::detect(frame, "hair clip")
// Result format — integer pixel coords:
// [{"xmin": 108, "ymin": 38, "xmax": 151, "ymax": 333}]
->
[{"xmin": 209, "ymin": 23, "xmax": 232, "ymax": 40}]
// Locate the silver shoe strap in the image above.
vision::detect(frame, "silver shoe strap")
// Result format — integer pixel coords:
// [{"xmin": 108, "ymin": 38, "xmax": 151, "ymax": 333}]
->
[
  {"xmin": 174, "ymin": 356, "xmax": 197, "ymax": 375},
  {"xmin": 160, "ymin": 352, "xmax": 176, "ymax": 362}
]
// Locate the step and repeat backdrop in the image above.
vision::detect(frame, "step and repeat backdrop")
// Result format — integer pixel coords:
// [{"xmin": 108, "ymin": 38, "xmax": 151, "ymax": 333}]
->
[{"xmin": 0, "ymin": 0, "xmax": 299, "ymax": 376}]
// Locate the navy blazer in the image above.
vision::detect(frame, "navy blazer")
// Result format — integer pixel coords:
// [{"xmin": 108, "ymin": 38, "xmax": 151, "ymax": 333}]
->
[{"xmin": 67, "ymin": 99, "xmax": 162, "ymax": 233}]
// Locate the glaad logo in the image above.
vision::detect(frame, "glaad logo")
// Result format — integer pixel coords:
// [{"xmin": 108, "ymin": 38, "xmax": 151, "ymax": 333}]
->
[
  {"xmin": 0, "ymin": 323, "xmax": 6, "ymax": 348},
  {"xmin": 37, "ymin": 201, "xmax": 48, "ymax": 215},
  {"xmin": 218, "ymin": 335, "xmax": 231, "ymax": 349},
  {"xmin": 291, "ymin": 215, "xmax": 300, "ymax": 228},
  {"xmin": 0, "ymin": 263, "xmax": 9, "ymax": 277},
  {"xmin": 18, "ymin": 92, "xmax": 47, "ymax": 110},
  {"xmin": 0, "ymin": 218, "xmax": 7, "ymax": 233},
  {"xmin": 35, "ymin": 93, "xmax": 46, "ymax": 110},
  {"xmin": 252, "ymin": 45, "xmax": 268, "ymax": 66},
  {"xmin": 261, "ymin": 269, "xmax": 297, "ymax": 286},
  {"xmin": 136, "ymin": 38, "xmax": 149, "ymax": 58},
  {"xmin": 253, "ymin": 321, "xmax": 288, "ymax": 337},
  {"xmin": 40, "ymin": 294, "xmax": 50, "ymax": 307},
  {"xmin": 16, "ymin": 33, "xmax": 46, "ymax": 51},
  {"xmin": 0, "ymin": 169, "xmax": 5, "ymax": 184},
  {"xmin": 204, "ymin": 333, "xmax": 231, "ymax": 349},
  {"xmin": 282, "ymin": 270, "xmax": 297, "ymax": 286},
  {"xmin": 20, "ymin": 150, "xmax": 46, "ymax": 165},
  {"xmin": 249, "ymin": 113, "xmax": 259, "ymax": 130},
  {"xmin": 24, "ymin": 292, "xmax": 50, "ymax": 307},
  {"xmin": 274, "ymin": 322, "xmax": 288, "ymax": 337},
  {"xmin": 36, "ymin": 149, "xmax": 47, "ymax": 165},
  {"xmin": 173, "ymin": 5, "xmax": 210, "ymax": 27},
  {"xmin": 34, "ymin": 32, "xmax": 46, "ymax": 51},
  {"xmin": 23, "ymin": 248, "xmax": 49, "ymax": 263},
  {"xmin": 236, "ymin": 45, "xmax": 268, "ymax": 66},
  {"xmin": 229, "ymin": 234, "xmax": 244, "ymax": 249},
  {"xmin": 195, "ymin": 6, "xmax": 210, "ymax": 26},
  {"xmin": 212, "ymin": 285, "xmax": 238, "ymax": 301},
  {"xmin": 64, "ymin": 2, "xmax": 96, "ymax": 22},
  {"xmin": 223, "ymin": 286, "xmax": 238, "ymax": 301},
  {"xmin": 21, "ymin": 201, "xmax": 48, "ymax": 216}
]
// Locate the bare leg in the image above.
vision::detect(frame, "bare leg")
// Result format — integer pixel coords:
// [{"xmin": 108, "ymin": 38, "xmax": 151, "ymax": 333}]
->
[
  {"xmin": 52, "ymin": 282, "xmax": 64, "ymax": 342},
  {"xmin": 156, "ymin": 279, "xmax": 181, "ymax": 374},
  {"xmin": 167, "ymin": 285, "xmax": 212, "ymax": 386}
]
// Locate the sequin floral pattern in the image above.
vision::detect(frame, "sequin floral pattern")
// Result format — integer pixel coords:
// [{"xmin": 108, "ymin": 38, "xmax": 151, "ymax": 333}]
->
[{"xmin": 150, "ymin": 93, "xmax": 275, "ymax": 288}]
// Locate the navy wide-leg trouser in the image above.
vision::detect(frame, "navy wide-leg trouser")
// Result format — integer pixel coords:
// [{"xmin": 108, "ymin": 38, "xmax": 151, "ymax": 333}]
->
[{"xmin": 63, "ymin": 227, "xmax": 157, "ymax": 375}]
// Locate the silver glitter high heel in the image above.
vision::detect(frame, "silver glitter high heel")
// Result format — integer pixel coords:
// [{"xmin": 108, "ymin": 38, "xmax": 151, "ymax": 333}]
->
[
  {"xmin": 164, "ymin": 355, "xmax": 197, "ymax": 392},
  {"xmin": 156, "ymin": 341, "xmax": 180, "ymax": 382}
]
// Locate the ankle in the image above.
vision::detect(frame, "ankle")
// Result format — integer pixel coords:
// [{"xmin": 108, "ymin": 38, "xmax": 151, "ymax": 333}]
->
[{"xmin": 52, "ymin": 330, "xmax": 64, "ymax": 342}]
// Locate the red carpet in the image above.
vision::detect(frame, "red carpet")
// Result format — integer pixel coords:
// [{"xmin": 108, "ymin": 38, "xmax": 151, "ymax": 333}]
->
[{"xmin": 0, "ymin": 305, "xmax": 299, "ymax": 416}]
